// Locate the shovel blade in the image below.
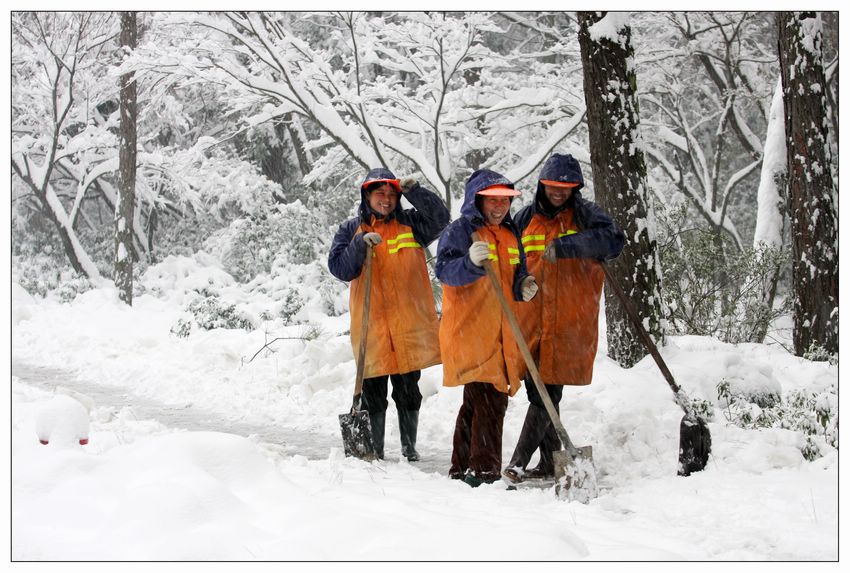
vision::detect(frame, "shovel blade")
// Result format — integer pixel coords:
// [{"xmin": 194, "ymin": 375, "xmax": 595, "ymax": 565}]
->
[
  {"xmin": 554, "ymin": 445, "xmax": 597, "ymax": 503},
  {"xmin": 339, "ymin": 410, "xmax": 378, "ymax": 461},
  {"xmin": 678, "ymin": 414, "xmax": 711, "ymax": 476}
]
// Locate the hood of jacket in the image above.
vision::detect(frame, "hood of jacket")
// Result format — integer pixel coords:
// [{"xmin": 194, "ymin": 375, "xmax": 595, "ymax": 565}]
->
[
  {"xmin": 535, "ymin": 153, "xmax": 585, "ymax": 215},
  {"xmin": 461, "ymin": 169, "xmax": 517, "ymax": 224},
  {"xmin": 359, "ymin": 167, "xmax": 403, "ymax": 223}
]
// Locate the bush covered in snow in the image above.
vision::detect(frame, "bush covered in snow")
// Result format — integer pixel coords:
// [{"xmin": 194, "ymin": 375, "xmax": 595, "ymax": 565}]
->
[
  {"xmin": 717, "ymin": 380, "xmax": 838, "ymax": 460},
  {"xmin": 660, "ymin": 222, "xmax": 791, "ymax": 344},
  {"xmin": 205, "ymin": 200, "xmax": 324, "ymax": 283}
]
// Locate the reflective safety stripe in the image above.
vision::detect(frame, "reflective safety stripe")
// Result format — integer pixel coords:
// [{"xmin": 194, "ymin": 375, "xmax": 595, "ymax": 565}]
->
[
  {"xmin": 507, "ymin": 247, "xmax": 519, "ymax": 254},
  {"xmin": 524, "ymin": 245, "xmax": 546, "ymax": 252},
  {"xmin": 558, "ymin": 230, "xmax": 578, "ymax": 237},
  {"xmin": 509, "ymin": 258, "xmax": 520, "ymax": 265},
  {"xmin": 387, "ymin": 232, "xmax": 422, "ymax": 254},
  {"xmin": 522, "ymin": 234, "xmax": 545, "ymax": 244}
]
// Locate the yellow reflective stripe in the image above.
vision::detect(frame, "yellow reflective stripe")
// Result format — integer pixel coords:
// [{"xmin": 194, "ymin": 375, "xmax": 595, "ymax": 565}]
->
[
  {"xmin": 488, "ymin": 244, "xmax": 496, "ymax": 250},
  {"xmin": 387, "ymin": 232, "xmax": 415, "ymax": 245},
  {"xmin": 488, "ymin": 254, "xmax": 499, "ymax": 261},
  {"xmin": 522, "ymin": 234, "xmax": 545, "ymax": 244},
  {"xmin": 389, "ymin": 241, "xmax": 421, "ymax": 254},
  {"xmin": 507, "ymin": 247, "xmax": 519, "ymax": 254},
  {"xmin": 558, "ymin": 230, "xmax": 578, "ymax": 237},
  {"xmin": 509, "ymin": 258, "xmax": 520, "ymax": 265},
  {"xmin": 525, "ymin": 245, "xmax": 546, "ymax": 252}
]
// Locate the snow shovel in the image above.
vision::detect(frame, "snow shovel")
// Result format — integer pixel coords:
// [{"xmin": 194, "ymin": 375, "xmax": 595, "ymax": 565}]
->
[
  {"xmin": 600, "ymin": 262, "xmax": 711, "ymax": 476},
  {"xmin": 339, "ymin": 244, "xmax": 378, "ymax": 461},
  {"xmin": 472, "ymin": 233, "xmax": 597, "ymax": 503}
]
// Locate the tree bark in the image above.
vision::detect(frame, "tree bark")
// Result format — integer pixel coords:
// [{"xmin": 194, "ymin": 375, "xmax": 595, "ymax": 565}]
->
[
  {"xmin": 777, "ymin": 12, "xmax": 838, "ymax": 356},
  {"xmin": 578, "ymin": 12, "xmax": 665, "ymax": 367},
  {"xmin": 115, "ymin": 11, "xmax": 138, "ymax": 305}
]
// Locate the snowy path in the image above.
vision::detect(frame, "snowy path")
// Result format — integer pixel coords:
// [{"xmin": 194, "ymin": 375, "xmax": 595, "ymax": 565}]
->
[{"xmin": 11, "ymin": 360, "xmax": 452, "ymax": 475}]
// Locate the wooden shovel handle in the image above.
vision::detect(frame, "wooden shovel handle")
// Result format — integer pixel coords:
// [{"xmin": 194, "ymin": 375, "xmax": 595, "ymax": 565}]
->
[
  {"xmin": 471, "ymin": 232, "xmax": 579, "ymax": 456},
  {"xmin": 599, "ymin": 262, "xmax": 688, "ymax": 413},
  {"xmin": 352, "ymin": 243, "xmax": 373, "ymax": 412}
]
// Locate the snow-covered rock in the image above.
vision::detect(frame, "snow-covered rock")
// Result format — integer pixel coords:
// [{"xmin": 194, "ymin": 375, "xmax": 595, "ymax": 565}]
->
[{"xmin": 35, "ymin": 394, "xmax": 91, "ymax": 447}]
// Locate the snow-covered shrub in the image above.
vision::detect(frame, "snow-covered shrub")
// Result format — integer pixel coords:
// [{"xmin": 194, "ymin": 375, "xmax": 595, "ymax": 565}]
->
[
  {"xmin": 660, "ymin": 224, "xmax": 791, "ymax": 343},
  {"xmin": 717, "ymin": 380, "xmax": 838, "ymax": 460},
  {"xmin": 278, "ymin": 288, "xmax": 305, "ymax": 325},
  {"xmin": 803, "ymin": 342, "xmax": 838, "ymax": 365},
  {"xmin": 12, "ymin": 250, "xmax": 97, "ymax": 302},
  {"xmin": 175, "ymin": 293, "xmax": 255, "ymax": 334},
  {"xmin": 206, "ymin": 200, "xmax": 323, "ymax": 283}
]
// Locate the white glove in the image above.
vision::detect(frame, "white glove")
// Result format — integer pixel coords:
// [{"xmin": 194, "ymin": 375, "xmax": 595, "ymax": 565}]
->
[
  {"xmin": 363, "ymin": 232, "xmax": 382, "ymax": 247},
  {"xmin": 543, "ymin": 242, "xmax": 557, "ymax": 263},
  {"xmin": 521, "ymin": 276, "xmax": 538, "ymax": 301},
  {"xmin": 400, "ymin": 177, "xmax": 416, "ymax": 192},
  {"xmin": 468, "ymin": 241, "xmax": 490, "ymax": 267}
]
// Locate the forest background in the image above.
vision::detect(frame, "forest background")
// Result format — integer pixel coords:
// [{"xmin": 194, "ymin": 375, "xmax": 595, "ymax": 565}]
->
[{"xmin": 9, "ymin": 11, "xmax": 840, "ymax": 362}]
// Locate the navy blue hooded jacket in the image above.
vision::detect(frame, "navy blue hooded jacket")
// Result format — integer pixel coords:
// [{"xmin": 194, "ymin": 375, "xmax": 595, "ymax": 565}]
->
[
  {"xmin": 435, "ymin": 169, "xmax": 529, "ymax": 301},
  {"xmin": 514, "ymin": 154, "xmax": 625, "ymax": 260},
  {"xmin": 328, "ymin": 167, "xmax": 450, "ymax": 281}
]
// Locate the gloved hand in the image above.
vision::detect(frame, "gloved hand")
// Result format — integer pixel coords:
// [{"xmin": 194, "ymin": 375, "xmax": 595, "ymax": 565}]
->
[
  {"xmin": 543, "ymin": 242, "xmax": 558, "ymax": 263},
  {"xmin": 399, "ymin": 177, "xmax": 417, "ymax": 192},
  {"xmin": 521, "ymin": 276, "xmax": 538, "ymax": 301},
  {"xmin": 468, "ymin": 241, "xmax": 490, "ymax": 267},
  {"xmin": 362, "ymin": 232, "xmax": 382, "ymax": 247}
]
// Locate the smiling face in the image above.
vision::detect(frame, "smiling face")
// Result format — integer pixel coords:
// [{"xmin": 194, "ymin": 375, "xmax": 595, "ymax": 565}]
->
[
  {"xmin": 366, "ymin": 184, "xmax": 399, "ymax": 216},
  {"xmin": 543, "ymin": 183, "xmax": 574, "ymax": 208},
  {"xmin": 479, "ymin": 195, "xmax": 511, "ymax": 226}
]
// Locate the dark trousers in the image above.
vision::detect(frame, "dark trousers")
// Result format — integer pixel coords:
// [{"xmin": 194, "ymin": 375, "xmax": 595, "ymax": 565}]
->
[
  {"xmin": 507, "ymin": 381, "xmax": 563, "ymax": 472},
  {"xmin": 360, "ymin": 370, "xmax": 422, "ymax": 414},
  {"xmin": 449, "ymin": 382, "xmax": 509, "ymax": 479}
]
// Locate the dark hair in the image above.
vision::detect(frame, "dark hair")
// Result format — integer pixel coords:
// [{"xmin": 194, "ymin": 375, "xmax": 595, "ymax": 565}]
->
[{"xmin": 364, "ymin": 181, "xmax": 391, "ymax": 192}]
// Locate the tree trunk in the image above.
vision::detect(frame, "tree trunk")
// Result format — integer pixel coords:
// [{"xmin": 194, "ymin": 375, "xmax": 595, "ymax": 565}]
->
[
  {"xmin": 747, "ymin": 79, "xmax": 787, "ymax": 344},
  {"xmin": 115, "ymin": 11, "xmax": 138, "ymax": 306},
  {"xmin": 578, "ymin": 12, "xmax": 665, "ymax": 367},
  {"xmin": 777, "ymin": 12, "xmax": 838, "ymax": 356}
]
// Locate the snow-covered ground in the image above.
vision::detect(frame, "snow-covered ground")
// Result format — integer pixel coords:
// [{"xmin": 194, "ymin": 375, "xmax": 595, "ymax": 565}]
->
[{"xmin": 10, "ymin": 254, "xmax": 838, "ymax": 561}]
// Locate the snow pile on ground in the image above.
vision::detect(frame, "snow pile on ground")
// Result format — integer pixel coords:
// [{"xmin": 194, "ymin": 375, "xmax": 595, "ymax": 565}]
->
[{"xmin": 11, "ymin": 255, "xmax": 839, "ymax": 560}]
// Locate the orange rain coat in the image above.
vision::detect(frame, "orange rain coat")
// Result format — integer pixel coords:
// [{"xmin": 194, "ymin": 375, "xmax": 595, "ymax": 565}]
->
[
  {"xmin": 328, "ymin": 174, "xmax": 449, "ymax": 378},
  {"xmin": 514, "ymin": 190, "xmax": 624, "ymax": 385},
  {"xmin": 435, "ymin": 172, "xmax": 532, "ymax": 397}
]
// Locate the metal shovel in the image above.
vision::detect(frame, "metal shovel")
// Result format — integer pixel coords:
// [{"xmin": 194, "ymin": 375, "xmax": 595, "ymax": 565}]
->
[
  {"xmin": 473, "ymin": 232, "xmax": 597, "ymax": 502},
  {"xmin": 338, "ymin": 244, "xmax": 378, "ymax": 461},
  {"xmin": 600, "ymin": 262, "xmax": 711, "ymax": 476}
]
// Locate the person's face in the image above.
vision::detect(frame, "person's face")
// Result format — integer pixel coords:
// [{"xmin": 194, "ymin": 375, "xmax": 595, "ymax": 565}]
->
[
  {"xmin": 480, "ymin": 196, "xmax": 511, "ymax": 226},
  {"xmin": 543, "ymin": 184, "xmax": 574, "ymax": 208},
  {"xmin": 366, "ymin": 184, "xmax": 399, "ymax": 216}
]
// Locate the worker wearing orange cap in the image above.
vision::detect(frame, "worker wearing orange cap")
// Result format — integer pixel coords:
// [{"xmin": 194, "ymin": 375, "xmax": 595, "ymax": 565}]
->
[
  {"xmin": 329, "ymin": 167, "xmax": 449, "ymax": 461},
  {"xmin": 503, "ymin": 153, "xmax": 624, "ymax": 484},
  {"xmin": 436, "ymin": 169, "xmax": 539, "ymax": 487}
]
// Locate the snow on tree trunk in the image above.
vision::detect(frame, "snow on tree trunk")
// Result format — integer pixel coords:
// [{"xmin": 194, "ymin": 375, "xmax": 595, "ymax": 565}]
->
[
  {"xmin": 744, "ymin": 78, "xmax": 788, "ymax": 343},
  {"xmin": 115, "ymin": 12, "xmax": 138, "ymax": 306},
  {"xmin": 776, "ymin": 12, "xmax": 838, "ymax": 357},
  {"xmin": 578, "ymin": 12, "xmax": 665, "ymax": 367}
]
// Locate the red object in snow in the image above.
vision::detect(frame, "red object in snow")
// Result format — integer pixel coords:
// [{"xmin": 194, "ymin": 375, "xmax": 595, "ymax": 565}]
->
[
  {"xmin": 39, "ymin": 439, "xmax": 49, "ymax": 445},
  {"xmin": 79, "ymin": 439, "xmax": 89, "ymax": 445}
]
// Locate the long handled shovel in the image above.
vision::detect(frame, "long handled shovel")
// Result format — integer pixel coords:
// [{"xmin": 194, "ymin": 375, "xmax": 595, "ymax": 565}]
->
[
  {"xmin": 338, "ymin": 244, "xmax": 378, "ymax": 461},
  {"xmin": 472, "ymin": 233, "xmax": 597, "ymax": 503},
  {"xmin": 600, "ymin": 262, "xmax": 711, "ymax": 476}
]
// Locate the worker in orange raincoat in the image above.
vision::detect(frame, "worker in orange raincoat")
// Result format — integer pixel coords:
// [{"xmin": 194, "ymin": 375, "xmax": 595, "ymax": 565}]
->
[
  {"xmin": 436, "ymin": 169, "xmax": 539, "ymax": 487},
  {"xmin": 329, "ymin": 167, "xmax": 449, "ymax": 461},
  {"xmin": 502, "ymin": 153, "xmax": 624, "ymax": 484}
]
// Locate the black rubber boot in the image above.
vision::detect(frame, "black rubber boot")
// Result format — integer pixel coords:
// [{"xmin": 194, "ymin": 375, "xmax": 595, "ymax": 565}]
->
[
  {"xmin": 526, "ymin": 424, "xmax": 559, "ymax": 479},
  {"xmin": 370, "ymin": 410, "xmax": 386, "ymax": 460},
  {"xmin": 503, "ymin": 404, "xmax": 550, "ymax": 481},
  {"xmin": 398, "ymin": 409, "xmax": 420, "ymax": 461}
]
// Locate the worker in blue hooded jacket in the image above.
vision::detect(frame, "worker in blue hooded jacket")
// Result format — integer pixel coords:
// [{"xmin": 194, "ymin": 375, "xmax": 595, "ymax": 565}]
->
[
  {"xmin": 329, "ymin": 167, "xmax": 449, "ymax": 461},
  {"xmin": 436, "ymin": 169, "xmax": 539, "ymax": 486},
  {"xmin": 503, "ymin": 153, "xmax": 624, "ymax": 484}
]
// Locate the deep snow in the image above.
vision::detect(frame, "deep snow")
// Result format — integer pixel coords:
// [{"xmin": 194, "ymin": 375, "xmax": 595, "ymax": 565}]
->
[{"xmin": 10, "ymin": 254, "xmax": 839, "ymax": 561}]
